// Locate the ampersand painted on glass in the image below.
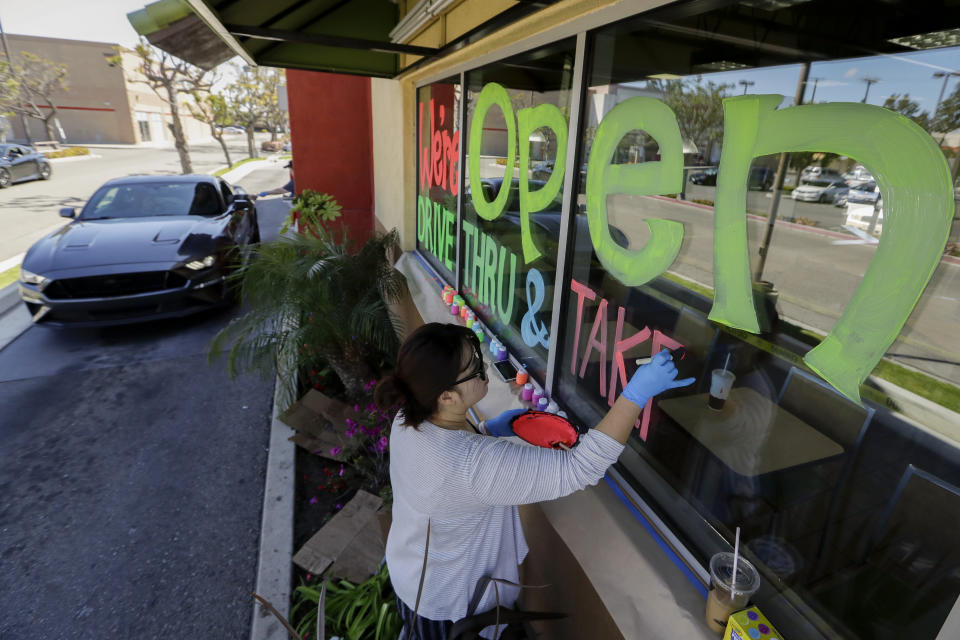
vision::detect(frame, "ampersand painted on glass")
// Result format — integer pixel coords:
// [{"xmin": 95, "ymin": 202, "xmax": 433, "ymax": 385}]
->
[{"xmin": 521, "ymin": 268, "xmax": 550, "ymax": 349}]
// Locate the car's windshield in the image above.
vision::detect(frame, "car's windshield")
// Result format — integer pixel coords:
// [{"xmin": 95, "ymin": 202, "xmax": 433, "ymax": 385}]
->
[
  {"xmin": 802, "ymin": 179, "xmax": 834, "ymax": 187},
  {"xmin": 854, "ymin": 183, "xmax": 876, "ymax": 192},
  {"xmin": 81, "ymin": 182, "xmax": 222, "ymax": 219}
]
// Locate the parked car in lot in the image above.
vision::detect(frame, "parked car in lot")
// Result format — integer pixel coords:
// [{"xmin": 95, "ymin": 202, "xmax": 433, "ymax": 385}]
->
[
  {"xmin": 792, "ymin": 178, "xmax": 848, "ymax": 203},
  {"xmin": 0, "ymin": 144, "xmax": 52, "ymax": 188},
  {"xmin": 220, "ymin": 125, "xmax": 245, "ymax": 134},
  {"xmin": 843, "ymin": 165, "xmax": 874, "ymax": 186},
  {"xmin": 800, "ymin": 166, "xmax": 843, "ymax": 183},
  {"xmin": 688, "ymin": 166, "xmax": 773, "ymax": 190},
  {"xmin": 845, "ymin": 181, "xmax": 880, "ymax": 205},
  {"xmin": 18, "ymin": 175, "xmax": 260, "ymax": 327}
]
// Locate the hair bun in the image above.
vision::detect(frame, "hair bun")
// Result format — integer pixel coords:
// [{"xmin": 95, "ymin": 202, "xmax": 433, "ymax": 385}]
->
[{"xmin": 374, "ymin": 374, "xmax": 409, "ymax": 410}]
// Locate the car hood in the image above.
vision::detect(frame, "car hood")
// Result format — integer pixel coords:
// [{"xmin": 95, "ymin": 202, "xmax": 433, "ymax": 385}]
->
[{"xmin": 24, "ymin": 215, "xmax": 229, "ymax": 273}]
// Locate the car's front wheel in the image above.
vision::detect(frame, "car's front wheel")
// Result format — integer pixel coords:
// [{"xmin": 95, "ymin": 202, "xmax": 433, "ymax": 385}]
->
[
  {"xmin": 0, "ymin": 168, "xmax": 10, "ymax": 188},
  {"xmin": 39, "ymin": 163, "xmax": 52, "ymax": 180}
]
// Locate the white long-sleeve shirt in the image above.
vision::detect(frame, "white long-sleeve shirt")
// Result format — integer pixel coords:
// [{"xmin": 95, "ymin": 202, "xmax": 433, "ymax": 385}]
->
[{"xmin": 385, "ymin": 415, "xmax": 625, "ymax": 623}]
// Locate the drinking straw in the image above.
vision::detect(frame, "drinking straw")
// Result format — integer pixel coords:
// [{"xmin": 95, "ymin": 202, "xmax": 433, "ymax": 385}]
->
[
  {"xmin": 723, "ymin": 353, "xmax": 731, "ymax": 373},
  {"xmin": 731, "ymin": 526, "xmax": 741, "ymax": 602}
]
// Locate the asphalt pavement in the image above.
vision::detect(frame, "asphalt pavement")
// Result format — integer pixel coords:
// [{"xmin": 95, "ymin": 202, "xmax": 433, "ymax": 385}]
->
[{"xmin": 0, "ymin": 178, "xmax": 291, "ymax": 640}]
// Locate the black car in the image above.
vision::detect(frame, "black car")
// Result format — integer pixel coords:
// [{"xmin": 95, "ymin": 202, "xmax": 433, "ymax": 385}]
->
[
  {"xmin": 0, "ymin": 144, "xmax": 52, "ymax": 188},
  {"xmin": 688, "ymin": 166, "xmax": 774, "ymax": 190},
  {"xmin": 18, "ymin": 175, "xmax": 260, "ymax": 327}
]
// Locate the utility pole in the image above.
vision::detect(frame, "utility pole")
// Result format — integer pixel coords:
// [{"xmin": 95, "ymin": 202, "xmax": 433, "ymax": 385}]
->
[
  {"xmin": 808, "ymin": 77, "xmax": 822, "ymax": 103},
  {"xmin": 0, "ymin": 16, "xmax": 32, "ymax": 144},
  {"xmin": 739, "ymin": 79, "xmax": 755, "ymax": 95},
  {"xmin": 861, "ymin": 76, "xmax": 880, "ymax": 103},
  {"xmin": 755, "ymin": 62, "xmax": 810, "ymax": 283}
]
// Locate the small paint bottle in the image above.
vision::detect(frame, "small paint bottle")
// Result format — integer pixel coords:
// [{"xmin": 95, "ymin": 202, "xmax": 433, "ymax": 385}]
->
[
  {"xmin": 546, "ymin": 401, "xmax": 559, "ymax": 414},
  {"xmin": 497, "ymin": 345, "xmax": 508, "ymax": 362},
  {"xmin": 537, "ymin": 397, "xmax": 549, "ymax": 411},
  {"xmin": 557, "ymin": 410, "xmax": 568, "ymax": 419},
  {"xmin": 521, "ymin": 383, "xmax": 534, "ymax": 402},
  {"xmin": 465, "ymin": 317, "xmax": 474, "ymax": 329},
  {"xmin": 515, "ymin": 370, "xmax": 529, "ymax": 385},
  {"xmin": 450, "ymin": 303, "xmax": 459, "ymax": 316},
  {"xmin": 475, "ymin": 328, "xmax": 485, "ymax": 343},
  {"xmin": 531, "ymin": 388, "xmax": 543, "ymax": 406}
]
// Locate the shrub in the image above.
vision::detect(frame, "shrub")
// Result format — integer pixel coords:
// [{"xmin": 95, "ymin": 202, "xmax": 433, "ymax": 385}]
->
[{"xmin": 43, "ymin": 146, "xmax": 90, "ymax": 159}]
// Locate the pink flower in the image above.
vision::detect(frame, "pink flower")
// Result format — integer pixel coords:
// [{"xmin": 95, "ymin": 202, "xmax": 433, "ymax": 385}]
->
[
  {"xmin": 364, "ymin": 379, "xmax": 377, "ymax": 391},
  {"xmin": 338, "ymin": 465, "xmax": 345, "ymax": 477},
  {"xmin": 335, "ymin": 503, "xmax": 343, "ymax": 510},
  {"xmin": 353, "ymin": 404, "xmax": 360, "ymax": 412},
  {"xmin": 375, "ymin": 436, "xmax": 388, "ymax": 453},
  {"xmin": 345, "ymin": 418, "xmax": 357, "ymax": 429},
  {"xmin": 309, "ymin": 496, "xmax": 317, "ymax": 505},
  {"xmin": 365, "ymin": 402, "xmax": 377, "ymax": 413},
  {"xmin": 330, "ymin": 446, "xmax": 341, "ymax": 456}
]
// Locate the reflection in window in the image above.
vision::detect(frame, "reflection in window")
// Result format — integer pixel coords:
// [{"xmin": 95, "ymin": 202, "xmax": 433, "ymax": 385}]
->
[
  {"xmin": 460, "ymin": 39, "xmax": 577, "ymax": 382},
  {"xmin": 553, "ymin": 3, "xmax": 960, "ymax": 637},
  {"xmin": 416, "ymin": 78, "xmax": 461, "ymax": 283}
]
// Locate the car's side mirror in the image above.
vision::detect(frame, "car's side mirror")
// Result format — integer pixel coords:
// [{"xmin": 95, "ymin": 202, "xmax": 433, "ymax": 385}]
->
[{"xmin": 60, "ymin": 207, "xmax": 76, "ymax": 219}]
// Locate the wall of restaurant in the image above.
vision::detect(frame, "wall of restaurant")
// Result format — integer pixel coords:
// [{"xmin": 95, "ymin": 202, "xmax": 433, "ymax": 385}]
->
[
  {"xmin": 376, "ymin": 0, "xmax": 960, "ymax": 637},
  {"xmin": 287, "ymin": 70, "xmax": 375, "ymax": 246}
]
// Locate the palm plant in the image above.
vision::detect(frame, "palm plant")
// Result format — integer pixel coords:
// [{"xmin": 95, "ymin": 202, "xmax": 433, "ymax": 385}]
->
[{"xmin": 209, "ymin": 228, "xmax": 405, "ymax": 407}]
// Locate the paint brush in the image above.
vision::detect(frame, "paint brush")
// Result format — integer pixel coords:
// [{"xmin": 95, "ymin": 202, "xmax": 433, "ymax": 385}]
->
[{"xmin": 731, "ymin": 526, "xmax": 741, "ymax": 602}]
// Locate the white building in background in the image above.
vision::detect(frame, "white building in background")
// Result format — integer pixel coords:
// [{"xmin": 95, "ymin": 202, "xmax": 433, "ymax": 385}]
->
[{"xmin": 4, "ymin": 33, "xmax": 209, "ymax": 146}]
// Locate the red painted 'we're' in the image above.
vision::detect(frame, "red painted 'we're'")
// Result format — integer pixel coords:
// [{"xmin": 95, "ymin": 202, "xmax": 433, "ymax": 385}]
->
[{"xmin": 419, "ymin": 99, "xmax": 460, "ymax": 196}]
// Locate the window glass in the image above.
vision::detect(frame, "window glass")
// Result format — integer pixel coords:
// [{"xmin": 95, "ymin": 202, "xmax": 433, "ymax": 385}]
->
[
  {"xmin": 219, "ymin": 180, "xmax": 233, "ymax": 206},
  {"xmin": 555, "ymin": 3, "xmax": 960, "ymax": 637},
  {"xmin": 416, "ymin": 77, "xmax": 461, "ymax": 283},
  {"xmin": 461, "ymin": 39, "xmax": 577, "ymax": 382}
]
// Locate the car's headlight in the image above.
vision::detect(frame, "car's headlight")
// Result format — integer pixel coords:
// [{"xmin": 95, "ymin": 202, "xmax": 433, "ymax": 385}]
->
[
  {"xmin": 185, "ymin": 255, "xmax": 217, "ymax": 270},
  {"xmin": 20, "ymin": 268, "xmax": 49, "ymax": 288}
]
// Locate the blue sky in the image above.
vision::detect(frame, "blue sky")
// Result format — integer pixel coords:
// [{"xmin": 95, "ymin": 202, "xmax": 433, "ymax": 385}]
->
[{"xmin": 1, "ymin": 0, "xmax": 147, "ymax": 47}]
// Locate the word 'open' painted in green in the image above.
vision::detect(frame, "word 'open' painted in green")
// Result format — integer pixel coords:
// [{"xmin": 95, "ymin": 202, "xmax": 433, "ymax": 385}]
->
[{"xmin": 468, "ymin": 82, "xmax": 567, "ymax": 263}]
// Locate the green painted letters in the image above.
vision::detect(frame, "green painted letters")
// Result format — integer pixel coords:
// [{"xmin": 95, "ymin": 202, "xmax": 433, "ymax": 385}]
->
[
  {"xmin": 585, "ymin": 98, "xmax": 685, "ymax": 285},
  {"xmin": 517, "ymin": 104, "xmax": 568, "ymax": 263},
  {"xmin": 711, "ymin": 95, "xmax": 954, "ymax": 402},
  {"xmin": 468, "ymin": 83, "xmax": 516, "ymax": 221}
]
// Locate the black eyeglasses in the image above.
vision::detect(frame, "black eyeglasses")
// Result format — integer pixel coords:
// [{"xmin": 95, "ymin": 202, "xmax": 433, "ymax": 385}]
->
[{"xmin": 452, "ymin": 341, "xmax": 486, "ymax": 386}]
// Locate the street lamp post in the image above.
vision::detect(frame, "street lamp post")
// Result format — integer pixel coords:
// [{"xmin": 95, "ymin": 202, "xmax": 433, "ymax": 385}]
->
[
  {"xmin": 861, "ymin": 77, "xmax": 880, "ymax": 103},
  {"xmin": 932, "ymin": 70, "xmax": 960, "ymax": 129},
  {"xmin": 739, "ymin": 79, "xmax": 755, "ymax": 95},
  {"xmin": 808, "ymin": 77, "xmax": 822, "ymax": 103}
]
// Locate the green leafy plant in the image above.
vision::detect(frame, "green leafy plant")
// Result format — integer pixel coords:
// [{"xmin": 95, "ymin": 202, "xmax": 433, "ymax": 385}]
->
[
  {"xmin": 291, "ymin": 564, "xmax": 401, "ymax": 640},
  {"xmin": 208, "ymin": 229, "xmax": 405, "ymax": 407},
  {"xmin": 283, "ymin": 189, "xmax": 343, "ymax": 236}
]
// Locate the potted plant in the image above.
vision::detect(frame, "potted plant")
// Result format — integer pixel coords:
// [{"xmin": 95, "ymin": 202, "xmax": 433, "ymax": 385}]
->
[
  {"xmin": 283, "ymin": 189, "xmax": 343, "ymax": 238},
  {"xmin": 209, "ymin": 228, "xmax": 406, "ymax": 406}
]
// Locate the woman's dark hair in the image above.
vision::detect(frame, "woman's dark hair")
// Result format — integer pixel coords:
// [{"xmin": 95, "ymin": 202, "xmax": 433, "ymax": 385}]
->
[{"xmin": 375, "ymin": 322, "xmax": 479, "ymax": 428}]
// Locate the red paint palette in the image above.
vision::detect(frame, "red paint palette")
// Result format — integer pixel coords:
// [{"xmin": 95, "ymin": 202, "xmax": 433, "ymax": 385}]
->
[{"xmin": 510, "ymin": 410, "xmax": 585, "ymax": 449}]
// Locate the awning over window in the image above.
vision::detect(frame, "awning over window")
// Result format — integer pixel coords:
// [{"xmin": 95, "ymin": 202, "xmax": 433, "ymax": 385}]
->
[{"xmin": 127, "ymin": 0, "xmax": 552, "ymax": 77}]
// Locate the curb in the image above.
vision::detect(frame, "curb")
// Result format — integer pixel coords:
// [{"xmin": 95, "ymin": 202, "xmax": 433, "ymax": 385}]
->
[
  {"xmin": 250, "ymin": 375, "xmax": 295, "ymax": 640},
  {"xmin": 0, "ymin": 282, "xmax": 19, "ymax": 317}
]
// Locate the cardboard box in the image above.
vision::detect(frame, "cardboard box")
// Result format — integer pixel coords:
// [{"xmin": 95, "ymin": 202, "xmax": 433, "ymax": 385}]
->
[
  {"xmin": 293, "ymin": 490, "xmax": 385, "ymax": 583},
  {"xmin": 724, "ymin": 607, "xmax": 784, "ymax": 640}
]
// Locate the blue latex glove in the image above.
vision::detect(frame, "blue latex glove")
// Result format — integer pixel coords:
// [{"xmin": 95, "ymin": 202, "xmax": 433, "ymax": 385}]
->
[
  {"xmin": 258, "ymin": 191, "xmax": 269, "ymax": 197},
  {"xmin": 484, "ymin": 408, "xmax": 528, "ymax": 437},
  {"xmin": 622, "ymin": 350, "xmax": 696, "ymax": 408}
]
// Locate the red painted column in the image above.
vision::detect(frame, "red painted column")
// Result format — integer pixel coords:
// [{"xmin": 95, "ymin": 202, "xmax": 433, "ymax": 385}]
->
[{"xmin": 286, "ymin": 70, "xmax": 375, "ymax": 246}]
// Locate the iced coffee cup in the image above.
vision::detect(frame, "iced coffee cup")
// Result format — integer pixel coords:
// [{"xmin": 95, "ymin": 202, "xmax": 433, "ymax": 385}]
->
[
  {"xmin": 705, "ymin": 552, "xmax": 760, "ymax": 633},
  {"xmin": 708, "ymin": 369, "xmax": 736, "ymax": 410}
]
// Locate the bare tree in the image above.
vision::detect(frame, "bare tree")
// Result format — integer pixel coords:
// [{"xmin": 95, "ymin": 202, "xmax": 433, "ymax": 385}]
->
[
  {"xmin": 123, "ymin": 40, "xmax": 212, "ymax": 174},
  {"xmin": 0, "ymin": 51, "xmax": 68, "ymax": 141},
  {"xmin": 227, "ymin": 65, "xmax": 274, "ymax": 158},
  {"xmin": 261, "ymin": 68, "xmax": 286, "ymax": 142}
]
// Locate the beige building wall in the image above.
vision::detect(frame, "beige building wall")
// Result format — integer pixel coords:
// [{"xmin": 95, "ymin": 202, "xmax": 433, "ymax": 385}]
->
[{"xmin": 4, "ymin": 34, "xmax": 210, "ymax": 146}]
